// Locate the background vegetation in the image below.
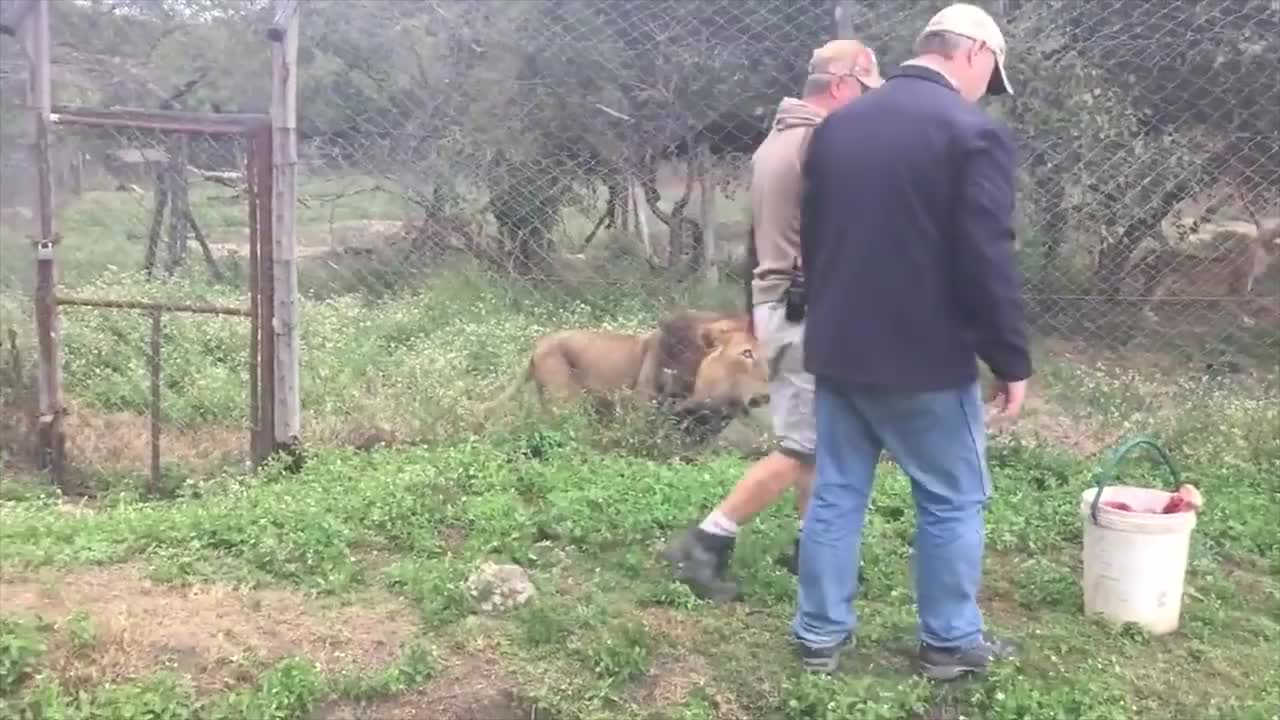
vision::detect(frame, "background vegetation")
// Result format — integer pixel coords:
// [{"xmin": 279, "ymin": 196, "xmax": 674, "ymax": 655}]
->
[{"xmin": 0, "ymin": 0, "xmax": 1277, "ymax": 717}]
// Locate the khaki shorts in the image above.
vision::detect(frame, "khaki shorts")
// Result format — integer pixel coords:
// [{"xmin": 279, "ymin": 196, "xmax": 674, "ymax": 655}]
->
[{"xmin": 752, "ymin": 300, "xmax": 816, "ymax": 463}]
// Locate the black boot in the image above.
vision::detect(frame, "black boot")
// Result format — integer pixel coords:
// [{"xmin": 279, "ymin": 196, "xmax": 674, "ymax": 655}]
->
[
  {"xmin": 777, "ymin": 534, "xmax": 801, "ymax": 575},
  {"xmin": 661, "ymin": 526, "xmax": 740, "ymax": 602},
  {"xmin": 778, "ymin": 534, "xmax": 869, "ymax": 587}
]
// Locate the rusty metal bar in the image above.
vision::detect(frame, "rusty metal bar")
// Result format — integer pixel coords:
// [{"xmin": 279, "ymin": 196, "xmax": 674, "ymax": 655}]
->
[
  {"xmin": 247, "ymin": 135, "xmax": 262, "ymax": 466},
  {"xmin": 149, "ymin": 310, "xmax": 162, "ymax": 494},
  {"xmin": 50, "ymin": 106, "xmax": 269, "ymax": 136},
  {"xmin": 56, "ymin": 295, "xmax": 250, "ymax": 316},
  {"xmin": 26, "ymin": 0, "xmax": 66, "ymax": 490}
]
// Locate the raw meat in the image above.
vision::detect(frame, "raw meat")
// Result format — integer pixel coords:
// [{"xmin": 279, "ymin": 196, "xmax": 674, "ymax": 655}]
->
[
  {"xmin": 1099, "ymin": 484, "xmax": 1202, "ymax": 515},
  {"xmin": 1160, "ymin": 484, "xmax": 1203, "ymax": 514}
]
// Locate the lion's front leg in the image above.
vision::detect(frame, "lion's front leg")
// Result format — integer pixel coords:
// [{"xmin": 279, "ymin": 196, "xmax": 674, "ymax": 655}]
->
[{"xmin": 633, "ymin": 336, "xmax": 663, "ymax": 404}]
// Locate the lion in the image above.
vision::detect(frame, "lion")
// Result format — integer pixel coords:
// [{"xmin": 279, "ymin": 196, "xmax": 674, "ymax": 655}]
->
[
  {"xmin": 1138, "ymin": 196, "xmax": 1280, "ymax": 327},
  {"xmin": 479, "ymin": 311, "xmax": 768, "ymax": 426},
  {"xmin": 665, "ymin": 325, "xmax": 772, "ymax": 442},
  {"xmin": 653, "ymin": 310, "xmax": 753, "ymax": 399}
]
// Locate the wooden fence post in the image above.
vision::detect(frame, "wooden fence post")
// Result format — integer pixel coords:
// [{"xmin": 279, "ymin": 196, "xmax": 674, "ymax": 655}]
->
[
  {"xmin": 268, "ymin": 0, "xmax": 301, "ymax": 460},
  {"xmin": 23, "ymin": 0, "xmax": 66, "ymax": 490},
  {"xmin": 835, "ymin": 1, "xmax": 855, "ymax": 39}
]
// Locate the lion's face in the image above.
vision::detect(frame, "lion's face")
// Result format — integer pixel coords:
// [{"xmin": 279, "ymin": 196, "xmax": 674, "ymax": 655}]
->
[{"xmin": 687, "ymin": 328, "xmax": 769, "ymax": 415}]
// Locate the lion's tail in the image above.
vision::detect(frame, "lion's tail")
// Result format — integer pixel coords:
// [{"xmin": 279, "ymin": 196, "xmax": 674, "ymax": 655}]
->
[{"xmin": 476, "ymin": 356, "xmax": 534, "ymax": 417}]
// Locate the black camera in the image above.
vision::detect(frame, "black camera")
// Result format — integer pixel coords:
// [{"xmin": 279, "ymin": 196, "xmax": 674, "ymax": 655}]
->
[{"xmin": 783, "ymin": 259, "xmax": 806, "ymax": 323}]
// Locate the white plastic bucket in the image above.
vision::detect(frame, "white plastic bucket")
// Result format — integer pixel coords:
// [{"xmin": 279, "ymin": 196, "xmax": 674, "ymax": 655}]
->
[{"xmin": 1077, "ymin": 438, "xmax": 1198, "ymax": 636}]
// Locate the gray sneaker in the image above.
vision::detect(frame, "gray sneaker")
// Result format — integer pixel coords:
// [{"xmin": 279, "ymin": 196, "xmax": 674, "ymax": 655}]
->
[
  {"xmin": 795, "ymin": 633, "xmax": 853, "ymax": 674},
  {"xmin": 917, "ymin": 635, "xmax": 1020, "ymax": 681},
  {"xmin": 661, "ymin": 526, "xmax": 740, "ymax": 603}
]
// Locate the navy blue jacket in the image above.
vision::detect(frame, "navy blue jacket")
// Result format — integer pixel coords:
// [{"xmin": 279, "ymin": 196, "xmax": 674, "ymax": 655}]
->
[{"xmin": 800, "ymin": 64, "xmax": 1032, "ymax": 392}]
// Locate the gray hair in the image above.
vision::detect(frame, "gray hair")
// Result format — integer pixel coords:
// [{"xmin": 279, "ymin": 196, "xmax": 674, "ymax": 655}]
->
[
  {"xmin": 913, "ymin": 30, "xmax": 976, "ymax": 59},
  {"xmin": 802, "ymin": 73, "xmax": 835, "ymax": 97}
]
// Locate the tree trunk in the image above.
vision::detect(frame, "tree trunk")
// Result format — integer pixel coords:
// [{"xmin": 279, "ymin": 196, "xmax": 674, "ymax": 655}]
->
[{"xmin": 164, "ymin": 135, "xmax": 191, "ymax": 276}]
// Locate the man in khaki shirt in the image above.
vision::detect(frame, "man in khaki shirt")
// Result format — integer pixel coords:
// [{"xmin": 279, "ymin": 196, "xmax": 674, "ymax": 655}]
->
[{"xmin": 663, "ymin": 39, "xmax": 884, "ymax": 602}]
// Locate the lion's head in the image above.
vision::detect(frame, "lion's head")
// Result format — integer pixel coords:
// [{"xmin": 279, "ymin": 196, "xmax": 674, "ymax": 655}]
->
[
  {"xmin": 654, "ymin": 310, "xmax": 752, "ymax": 399},
  {"xmin": 665, "ymin": 325, "xmax": 768, "ymax": 443},
  {"xmin": 688, "ymin": 326, "xmax": 769, "ymax": 413}
]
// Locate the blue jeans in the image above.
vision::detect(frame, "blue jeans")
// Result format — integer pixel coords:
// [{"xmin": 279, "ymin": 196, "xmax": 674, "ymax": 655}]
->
[{"xmin": 792, "ymin": 377, "xmax": 992, "ymax": 650}]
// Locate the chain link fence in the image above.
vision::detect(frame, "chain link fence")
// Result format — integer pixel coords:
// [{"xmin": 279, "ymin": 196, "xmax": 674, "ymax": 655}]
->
[
  {"xmin": 0, "ymin": 1, "xmax": 272, "ymax": 492},
  {"xmin": 2, "ymin": 0, "xmax": 1278, "ymax": 487},
  {"xmin": 290, "ymin": 0, "xmax": 1278, "ymax": 453}
]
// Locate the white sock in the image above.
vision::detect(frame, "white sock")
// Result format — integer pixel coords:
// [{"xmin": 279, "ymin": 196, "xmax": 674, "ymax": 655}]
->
[{"xmin": 699, "ymin": 510, "xmax": 739, "ymax": 538}]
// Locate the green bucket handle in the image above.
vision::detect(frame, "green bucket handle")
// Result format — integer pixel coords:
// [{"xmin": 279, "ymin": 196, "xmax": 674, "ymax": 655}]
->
[{"xmin": 1088, "ymin": 435, "xmax": 1182, "ymax": 525}]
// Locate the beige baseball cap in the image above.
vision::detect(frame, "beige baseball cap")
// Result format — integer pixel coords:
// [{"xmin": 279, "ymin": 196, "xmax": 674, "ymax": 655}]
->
[
  {"xmin": 920, "ymin": 3, "xmax": 1013, "ymax": 96},
  {"xmin": 808, "ymin": 39, "xmax": 884, "ymax": 89}
]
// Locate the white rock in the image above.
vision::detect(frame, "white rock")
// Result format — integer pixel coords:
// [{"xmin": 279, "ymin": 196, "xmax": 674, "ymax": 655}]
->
[{"xmin": 464, "ymin": 561, "xmax": 535, "ymax": 614}]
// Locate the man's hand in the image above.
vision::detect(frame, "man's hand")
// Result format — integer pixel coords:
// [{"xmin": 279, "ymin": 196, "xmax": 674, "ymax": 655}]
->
[{"xmin": 986, "ymin": 378, "xmax": 1028, "ymax": 427}]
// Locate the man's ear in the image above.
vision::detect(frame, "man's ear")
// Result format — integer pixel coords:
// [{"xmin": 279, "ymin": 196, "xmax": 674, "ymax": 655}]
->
[{"xmin": 967, "ymin": 39, "xmax": 987, "ymax": 67}]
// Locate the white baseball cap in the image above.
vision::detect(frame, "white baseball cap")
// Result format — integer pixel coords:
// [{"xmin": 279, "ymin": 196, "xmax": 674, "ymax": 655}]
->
[
  {"xmin": 808, "ymin": 39, "xmax": 885, "ymax": 89},
  {"xmin": 920, "ymin": 3, "xmax": 1013, "ymax": 96}
]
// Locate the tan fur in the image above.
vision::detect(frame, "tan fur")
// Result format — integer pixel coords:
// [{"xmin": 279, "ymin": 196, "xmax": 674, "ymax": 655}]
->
[
  {"xmin": 480, "ymin": 329, "xmax": 661, "ymax": 414},
  {"xmin": 1144, "ymin": 226, "xmax": 1276, "ymax": 297},
  {"xmin": 1140, "ymin": 195, "xmax": 1280, "ymax": 325},
  {"xmin": 663, "ymin": 328, "xmax": 771, "ymax": 444},
  {"xmin": 654, "ymin": 310, "xmax": 752, "ymax": 398},
  {"xmin": 481, "ymin": 311, "xmax": 768, "ymax": 422},
  {"xmin": 678, "ymin": 327, "xmax": 770, "ymax": 414}
]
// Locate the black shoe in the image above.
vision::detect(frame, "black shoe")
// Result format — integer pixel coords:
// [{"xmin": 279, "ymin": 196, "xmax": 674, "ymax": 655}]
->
[
  {"xmin": 768, "ymin": 532, "xmax": 870, "ymax": 584},
  {"xmin": 778, "ymin": 536, "xmax": 869, "ymax": 586},
  {"xmin": 917, "ymin": 635, "xmax": 1020, "ymax": 681},
  {"xmin": 661, "ymin": 526, "xmax": 739, "ymax": 602},
  {"xmin": 795, "ymin": 633, "xmax": 853, "ymax": 674}
]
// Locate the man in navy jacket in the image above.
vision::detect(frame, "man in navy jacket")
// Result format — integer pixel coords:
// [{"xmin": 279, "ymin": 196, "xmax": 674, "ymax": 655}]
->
[{"xmin": 791, "ymin": 3, "xmax": 1032, "ymax": 679}]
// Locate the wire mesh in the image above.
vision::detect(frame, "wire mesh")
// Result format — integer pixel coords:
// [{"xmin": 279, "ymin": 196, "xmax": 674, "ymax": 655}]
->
[
  {"xmin": 1, "ymin": 0, "xmax": 1277, "ymax": 482},
  {"xmin": 288, "ymin": 0, "xmax": 1279, "ymax": 453},
  {"xmin": 45, "ymin": 124, "xmax": 259, "ymax": 492},
  {"xmin": 0, "ymin": 1, "xmax": 269, "ymax": 492}
]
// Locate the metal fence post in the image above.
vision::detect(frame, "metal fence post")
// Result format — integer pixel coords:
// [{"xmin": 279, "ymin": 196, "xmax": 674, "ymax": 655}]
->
[{"xmin": 23, "ymin": 0, "xmax": 66, "ymax": 491}]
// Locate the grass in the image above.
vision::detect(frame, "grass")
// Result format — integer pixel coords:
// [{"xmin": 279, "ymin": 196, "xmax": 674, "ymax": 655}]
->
[
  {"xmin": 0, "ymin": 421, "xmax": 1276, "ymax": 718},
  {"xmin": 1, "ymin": 172, "xmax": 1278, "ymax": 718}
]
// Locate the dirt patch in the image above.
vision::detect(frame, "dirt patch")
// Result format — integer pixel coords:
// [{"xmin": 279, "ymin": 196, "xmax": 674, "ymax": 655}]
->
[
  {"xmin": 631, "ymin": 608, "xmax": 755, "ymax": 719},
  {"xmin": 990, "ymin": 393, "xmax": 1112, "ymax": 457},
  {"xmin": 205, "ymin": 220, "xmax": 405, "ymax": 257},
  {"xmin": 0, "ymin": 564, "xmax": 417, "ymax": 695},
  {"xmin": 62, "ymin": 402, "xmax": 248, "ymax": 476},
  {"xmin": 316, "ymin": 653, "xmax": 544, "ymax": 720},
  {"xmin": 207, "ymin": 241, "xmax": 335, "ymax": 260},
  {"xmin": 630, "ymin": 651, "xmax": 710, "ymax": 708},
  {"xmin": 1220, "ymin": 557, "xmax": 1280, "ymax": 605},
  {"xmin": 306, "ymin": 416, "xmax": 413, "ymax": 451},
  {"xmin": 636, "ymin": 607, "xmax": 704, "ymax": 646},
  {"xmin": 1038, "ymin": 336, "xmax": 1211, "ymax": 378}
]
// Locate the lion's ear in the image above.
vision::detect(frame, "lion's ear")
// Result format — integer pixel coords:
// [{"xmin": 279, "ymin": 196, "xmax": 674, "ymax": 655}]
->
[
  {"xmin": 698, "ymin": 325, "xmax": 722, "ymax": 351},
  {"xmin": 698, "ymin": 318, "xmax": 742, "ymax": 351}
]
